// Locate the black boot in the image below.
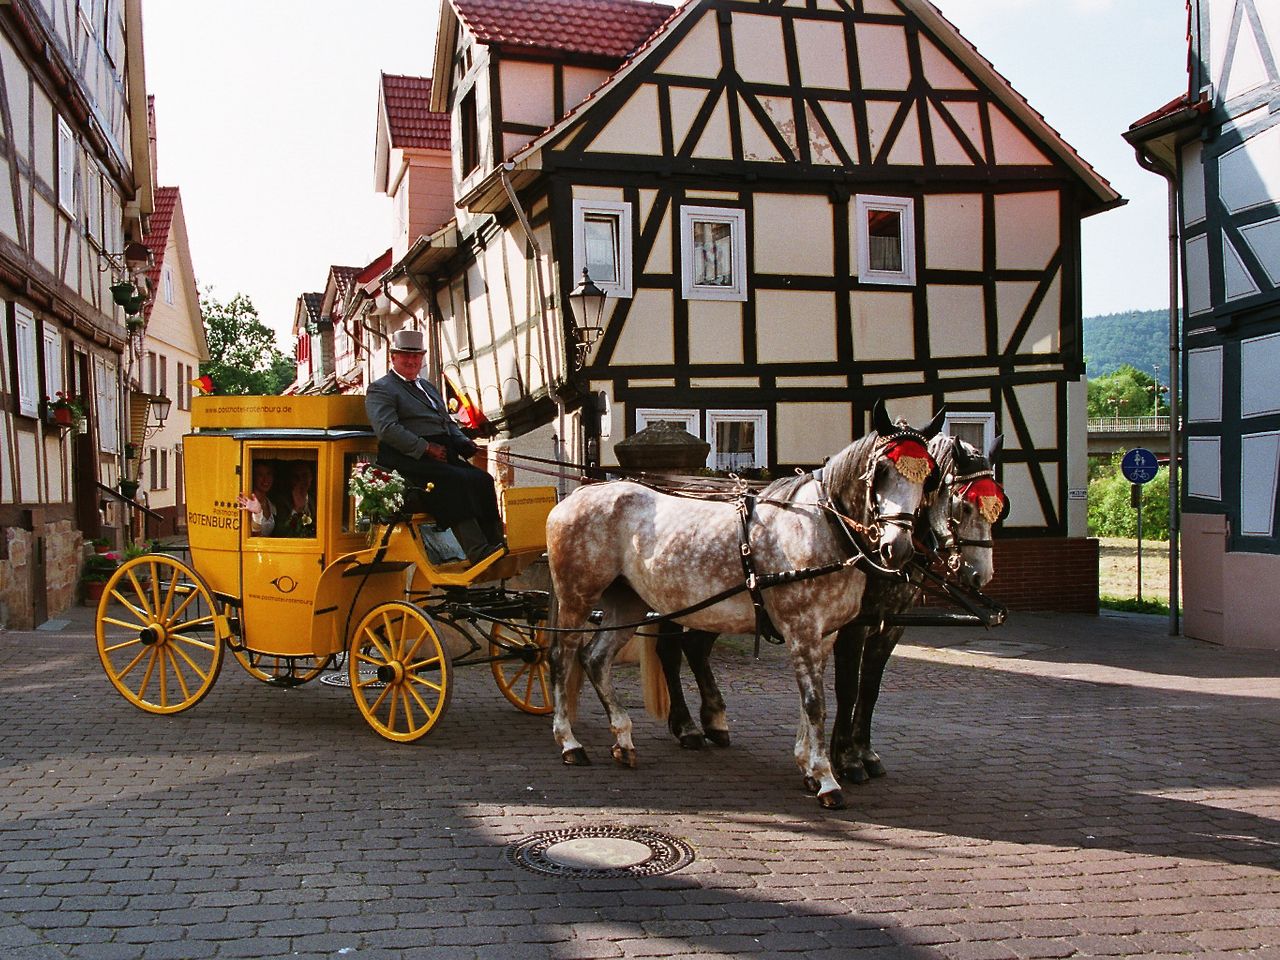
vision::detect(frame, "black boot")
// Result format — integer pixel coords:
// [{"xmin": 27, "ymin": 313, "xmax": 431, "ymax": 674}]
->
[{"xmin": 450, "ymin": 518, "xmax": 498, "ymax": 565}]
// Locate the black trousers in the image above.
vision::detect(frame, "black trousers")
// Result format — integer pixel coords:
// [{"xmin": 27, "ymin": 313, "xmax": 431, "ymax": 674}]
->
[{"xmin": 376, "ymin": 442, "xmax": 501, "ymax": 533}]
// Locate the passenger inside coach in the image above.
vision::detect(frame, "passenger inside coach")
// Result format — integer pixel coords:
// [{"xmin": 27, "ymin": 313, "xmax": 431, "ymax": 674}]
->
[
  {"xmin": 275, "ymin": 460, "xmax": 317, "ymax": 538},
  {"xmin": 237, "ymin": 460, "xmax": 279, "ymax": 536}
]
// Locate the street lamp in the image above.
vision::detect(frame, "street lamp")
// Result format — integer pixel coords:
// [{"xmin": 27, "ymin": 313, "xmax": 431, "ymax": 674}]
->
[
  {"xmin": 149, "ymin": 393, "xmax": 172, "ymax": 428},
  {"xmin": 566, "ymin": 268, "xmax": 607, "ymax": 370}
]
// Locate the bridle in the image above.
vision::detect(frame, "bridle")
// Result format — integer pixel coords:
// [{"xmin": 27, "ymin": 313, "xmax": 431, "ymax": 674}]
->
[{"xmin": 929, "ymin": 464, "xmax": 1006, "ymax": 571}]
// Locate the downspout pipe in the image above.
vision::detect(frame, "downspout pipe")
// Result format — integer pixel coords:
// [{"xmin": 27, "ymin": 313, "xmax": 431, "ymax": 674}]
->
[{"xmin": 1133, "ymin": 146, "xmax": 1181, "ymax": 637}]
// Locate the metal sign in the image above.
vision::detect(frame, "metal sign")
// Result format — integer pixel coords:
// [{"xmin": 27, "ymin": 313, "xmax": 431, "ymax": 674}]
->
[{"xmin": 1121, "ymin": 447, "xmax": 1159, "ymax": 484}]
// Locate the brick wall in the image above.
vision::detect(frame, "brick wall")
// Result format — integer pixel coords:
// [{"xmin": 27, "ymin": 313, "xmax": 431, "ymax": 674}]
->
[{"xmin": 983, "ymin": 537, "xmax": 1099, "ymax": 613}]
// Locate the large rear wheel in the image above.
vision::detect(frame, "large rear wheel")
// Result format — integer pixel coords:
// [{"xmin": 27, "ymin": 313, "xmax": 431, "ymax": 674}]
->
[
  {"xmin": 95, "ymin": 554, "xmax": 225, "ymax": 714},
  {"xmin": 348, "ymin": 602, "xmax": 451, "ymax": 742}
]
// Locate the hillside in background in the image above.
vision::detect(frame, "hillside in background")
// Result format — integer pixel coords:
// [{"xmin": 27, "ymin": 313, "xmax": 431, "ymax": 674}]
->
[{"xmin": 1083, "ymin": 309, "xmax": 1169, "ymax": 383}]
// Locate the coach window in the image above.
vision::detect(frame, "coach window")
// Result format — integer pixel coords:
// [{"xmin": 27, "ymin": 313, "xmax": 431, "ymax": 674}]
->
[
  {"xmin": 270, "ymin": 452, "xmax": 319, "ymax": 539},
  {"xmin": 855, "ymin": 194, "xmax": 916, "ymax": 286}
]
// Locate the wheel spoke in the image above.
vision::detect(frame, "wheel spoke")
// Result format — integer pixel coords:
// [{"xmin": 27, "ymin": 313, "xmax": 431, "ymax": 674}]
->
[
  {"xmin": 167, "ymin": 586, "xmax": 201, "ymax": 623},
  {"xmin": 109, "ymin": 590, "xmax": 149, "ymax": 624},
  {"xmin": 407, "ymin": 673, "xmax": 444, "ymax": 696},
  {"xmin": 101, "ymin": 615, "xmax": 147, "ymax": 631},
  {"xmin": 365, "ymin": 622, "xmax": 394, "ymax": 662},
  {"xmin": 125, "ymin": 569, "xmax": 153, "ymax": 617},
  {"xmin": 401, "ymin": 688, "xmax": 419, "ymax": 732},
  {"xmin": 165, "ymin": 647, "xmax": 193, "ymax": 701},
  {"xmin": 169, "ymin": 642, "xmax": 212, "ymax": 684},
  {"xmin": 135, "ymin": 649, "xmax": 158, "ymax": 701},
  {"xmin": 404, "ymin": 680, "xmax": 437, "ymax": 721},
  {"xmin": 158, "ymin": 568, "xmax": 180, "ymax": 623},
  {"xmin": 112, "ymin": 645, "xmax": 149, "ymax": 678}
]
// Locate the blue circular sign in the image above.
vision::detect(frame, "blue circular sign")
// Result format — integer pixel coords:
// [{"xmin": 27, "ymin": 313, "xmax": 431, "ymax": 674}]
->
[{"xmin": 1121, "ymin": 447, "xmax": 1159, "ymax": 484}]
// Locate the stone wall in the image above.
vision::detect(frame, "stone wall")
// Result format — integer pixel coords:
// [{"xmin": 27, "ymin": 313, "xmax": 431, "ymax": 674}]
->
[{"xmin": 0, "ymin": 520, "xmax": 85, "ymax": 629}]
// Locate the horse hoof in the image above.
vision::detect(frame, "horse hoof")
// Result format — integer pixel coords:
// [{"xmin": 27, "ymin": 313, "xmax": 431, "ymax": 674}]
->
[
  {"xmin": 803, "ymin": 776, "xmax": 821, "ymax": 795},
  {"xmin": 818, "ymin": 789, "xmax": 846, "ymax": 810},
  {"xmin": 865, "ymin": 758, "xmax": 887, "ymax": 778},
  {"xmin": 705, "ymin": 730, "xmax": 731, "ymax": 748},
  {"xmin": 562, "ymin": 748, "xmax": 592, "ymax": 766},
  {"xmin": 610, "ymin": 745, "xmax": 638, "ymax": 768},
  {"xmin": 838, "ymin": 764, "xmax": 870, "ymax": 785},
  {"xmin": 678, "ymin": 734, "xmax": 705, "ymax": 750}
]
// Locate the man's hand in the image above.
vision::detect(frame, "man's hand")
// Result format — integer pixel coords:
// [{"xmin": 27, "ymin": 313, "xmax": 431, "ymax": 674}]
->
[{"xmin": 423, "ymin": 442, "xmax": 448, "ymax": 462}]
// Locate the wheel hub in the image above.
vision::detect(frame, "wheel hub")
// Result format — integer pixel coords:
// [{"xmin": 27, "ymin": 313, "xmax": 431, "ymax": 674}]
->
[
  {"xmin": 376, "ymin": 662, "xmax": 404, "ymax": 684},
  {"xmin": 138, "ymin": 623, "xmax": 167, "ymax": 647}
]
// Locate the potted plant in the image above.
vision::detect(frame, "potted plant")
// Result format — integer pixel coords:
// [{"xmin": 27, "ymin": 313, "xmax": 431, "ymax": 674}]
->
[
  {"xmin": 81, "ymin": 552, "xmax": 119, "ymax": 605},
  {"xmin": 45, "ymin": 391, "xmax": 85, "ymax": 430},
  {"xmin": 118, "ymin": 477, "xmax": 140, "ymax": 500},
  {"xmin": 91, "ymin": 536, "xmax": 112, "ymax": 554}
]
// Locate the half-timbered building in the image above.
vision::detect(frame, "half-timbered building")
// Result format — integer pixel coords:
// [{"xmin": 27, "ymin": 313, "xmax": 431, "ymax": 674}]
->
[
  {"xmin": 0, "ymin": 0, "xmax": 152, "ymax": 627},
  {"xmin": 385, "ymin": 0, "xmax": 1123, "ymax": 609},
  {"xmin": 1127, "ymin": 0, "xmax": 1280, "ymax": 648}
]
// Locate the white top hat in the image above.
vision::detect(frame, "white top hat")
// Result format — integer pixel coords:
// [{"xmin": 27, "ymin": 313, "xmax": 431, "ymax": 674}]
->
[{"xmin": 390, "ymin": 328, "xmax": 427, "ymax": 353}]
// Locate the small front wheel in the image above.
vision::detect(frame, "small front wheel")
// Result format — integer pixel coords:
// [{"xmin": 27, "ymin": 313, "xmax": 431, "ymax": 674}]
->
[
  {"xmin": 95, "ymin": 554, "xmax": 226, "ymax": 714},
  {"xmin": 489, "ymin": 619, "xmax": 553, "ymax": 715},
  {"xmin": 349, "ymin": 602, "xmax": 451, "ymax": 742}
]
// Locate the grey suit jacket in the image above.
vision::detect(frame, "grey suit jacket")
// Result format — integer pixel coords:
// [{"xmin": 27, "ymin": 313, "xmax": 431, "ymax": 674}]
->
[{"xmin": 365, "ymin": 371, "xmax": 477, "ymax": 460}]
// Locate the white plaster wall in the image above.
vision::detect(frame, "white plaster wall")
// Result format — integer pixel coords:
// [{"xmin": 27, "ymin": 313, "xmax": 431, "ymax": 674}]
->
[
  {"xmin": 1181, "ymin": 141, "xmax": 1206, "ymax": 225},
  {"xmin": 851, "ymin": 289, "xmax": 914, "ymax": 361},
  {"xmin": 732, "ymin": 14, "xmax": 788, "ymax": 86},
  {"xmin": 613, "ymin": 289, "xmax": 673, "ymax": 365},
  {"xmin": 755, "ymin": 290, "xmax": 835, "ymax": 363},
  {"xmin": 588, "ymin": 84, "xmax": 662, "ymax": 155},
  {"xmin": 924, "ymin": 195, "xmax": 982, "ymax": 271},
  {"xmin": 688, "ymin": 300, "xmax": 743, "ymax": 364},
  {"xmin": 795, "ymin": 20, "xmax": 849, "ymax": 89},
  {"xmin": 853, "ymin": 23, "xmax": 909, "ymax": 91},
  {"xmin": 499, "ymin": 61, "xmax": 556, "ymax": 130},
  {"xmin": 655, "ymin": 12, "xmax": 720, "ymax": 80},
  {"xmin": 753, "ymin": 193, "xmax": 832, "ymax": 275},
  {"xmin": 926, "ymin": 285, "xmax": 986, "ymax": 358},
  {"xmin": 776, "ymin": 402, "xmax": 851, "ymax": 465},
  {"xmin": 994, "ymin": 192, "xmax": 1059, "ymax": 270},
  {"xmin": 563, "ymin": 66, "xmax": 611, "ymax": 114},
  {"xmin": 1066, "ymin": 376, "xmax": 1087, "ymax": 536}
]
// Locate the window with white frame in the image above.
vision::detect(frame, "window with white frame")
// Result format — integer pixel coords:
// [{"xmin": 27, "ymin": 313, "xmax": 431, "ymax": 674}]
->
[
  {"xmin": 86, "ymin": 159, "xmax": 102, "ymax": 245},
  {"xmin": 635, "ymin": 407, "xmax": 699, "ymax": 434},
  {"xmin": 93, "ymin": 354, "xmax": 119, "ymax": 453},
  {"xmin": 707, "ymin": 409, "xmax": 767, "ymax": 471},
  {"xmin": 572, "ymin": 200, "xmax": 632, "ymax": 298},
  {"xmin": 13, "ymin": 304, "xmax": 39, "ymax": 417},
  {"xmin": 680, "ymin": 206, "xmax": 747, "ymax": 301},
  {"xmin": 943, "ymin": 411, "xmax": 996, "ymax": 456},
  {"xmin": 41, "ymin": 321, "xmax": 63, "ymax": 401},
  {"xmin": 57, "ymin": 117, "xmax": 76, "ymax": 217},
  {"xmin": 855, "ymin": 194, "xmax": 915, "ymax": 285}
]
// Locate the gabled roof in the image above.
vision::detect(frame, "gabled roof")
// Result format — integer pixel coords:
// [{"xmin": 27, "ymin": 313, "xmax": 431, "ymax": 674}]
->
[
  {"xmin": 453, "ymin": 0, "xmax": 674, "ymax": 60},
  {"xmin": 381, "ymin": 75, "xmax": 450, "ymax": 150},
  {"xmin": 141, "ymin": 186, "xmax": 178, "ymax": 321},
  {"xmin": 461, "ymin": 0, "xmax": 1120, "ymax": 216},
  {"xmin": 430, "ymin": 0, "xmax": 677, "ymax": 111},
  {"xmin": 301, "ymin": 292, "xmax": 324, "ymax": 323}
]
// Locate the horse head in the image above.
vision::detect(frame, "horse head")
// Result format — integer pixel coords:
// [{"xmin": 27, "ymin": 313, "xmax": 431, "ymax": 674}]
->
[
  {"xmin": 923, "ymin": 433, "xmax": 1007, "ymax": 589},
  {"xmin": 853, "ymin": 400, "xmax": 945, "ymax": 569}
]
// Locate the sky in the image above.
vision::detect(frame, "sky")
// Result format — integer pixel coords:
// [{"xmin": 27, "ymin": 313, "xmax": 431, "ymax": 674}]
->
[{"xmin": 142, "ymin": 0, "xmax": 1189, "ymax": 349}]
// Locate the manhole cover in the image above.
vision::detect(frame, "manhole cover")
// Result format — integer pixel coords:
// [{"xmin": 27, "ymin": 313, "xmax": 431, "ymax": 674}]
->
[
  {"xmin": 319, "ymin": 670, "xmax": 385, "ymax": 690},
  {"xmin": 955, "ymin": 639, "xmax": 1051, "ymax": 658},
  {"xmin": 508, "ymin": 826, "xmax": 694, "ymax": 878}
]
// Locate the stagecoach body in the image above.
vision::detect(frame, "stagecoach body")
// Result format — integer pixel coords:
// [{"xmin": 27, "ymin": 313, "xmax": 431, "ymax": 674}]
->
[{"xmin": 94, "ymin": 394, "xmax": 558, "ymax": 740}]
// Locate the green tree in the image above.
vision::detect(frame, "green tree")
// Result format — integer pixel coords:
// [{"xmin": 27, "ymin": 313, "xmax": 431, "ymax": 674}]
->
[
  {"xmin": 1087, "ymin": 450, "xmax": 1171, "ymax": 540},
  {"xmin": 200, "ymin": 291, "xmax": 295, "ymax": 395},
  {"xmin": 1087, "ymin": 364, "xmax": 1169, "ymax": 420}
]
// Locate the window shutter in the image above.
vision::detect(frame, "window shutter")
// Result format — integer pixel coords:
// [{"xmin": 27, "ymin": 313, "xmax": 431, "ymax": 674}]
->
[
  {"xmin": 41, "ymin": 321, "xmax": 63, "ymax": 400},
  {"xmin": 57, "ymin": 118, "xmax": 76, "ymax": 217},
  {"xmin": 94, "ymin": 355, "xmax": 119, "ymax": 453},
  {"xmin": 14, "ymin": 304, "xmax": 39, "ymax": 417}
]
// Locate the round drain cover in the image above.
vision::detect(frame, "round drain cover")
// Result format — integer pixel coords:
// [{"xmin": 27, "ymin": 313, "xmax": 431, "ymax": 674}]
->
[
  {"xmin": 319, "ymin": 670, "xmax": 385, "ymax": 690},
  {"xmin": 509, "ymin": 826, "xmax": 694, "ymax": 878}
]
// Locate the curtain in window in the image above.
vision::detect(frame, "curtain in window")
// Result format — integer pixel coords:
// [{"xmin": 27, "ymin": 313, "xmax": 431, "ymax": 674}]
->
[
  {"xmin": 866, "ymin": 209, "xmax": 902, "ymax": 272},
  {"xmin": 693, "ymin": 220, "xmax": 734, "ymax": 287},
  {"xmin": 583, "ymin": 214, "xmax": 620, "ymax": 284},
  {"xmin": 714, "ymin": 419, "xmax": 756, "ymax": 470}
]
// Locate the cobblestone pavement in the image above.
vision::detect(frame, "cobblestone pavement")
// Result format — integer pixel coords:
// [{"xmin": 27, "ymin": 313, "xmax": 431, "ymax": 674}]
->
[{"xmin": 0, "ymin": 605, "xmax": 1277, "ymax": 959}]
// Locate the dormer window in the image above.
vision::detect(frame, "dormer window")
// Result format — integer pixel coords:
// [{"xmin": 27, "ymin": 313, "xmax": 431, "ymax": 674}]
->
[{"xmin": 460, "ymin": 90, "xmax": 479, "ymax": 176}]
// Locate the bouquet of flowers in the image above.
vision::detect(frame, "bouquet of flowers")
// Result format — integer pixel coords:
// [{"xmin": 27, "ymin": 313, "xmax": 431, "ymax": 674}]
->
[{"xmin": 349, "ymin": 461, "xmax": 406, "ymax": 525}]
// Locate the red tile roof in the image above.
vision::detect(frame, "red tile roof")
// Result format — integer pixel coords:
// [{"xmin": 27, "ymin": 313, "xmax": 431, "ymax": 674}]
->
[
  {"xmin": 453, "ymin": 0, "xmax": 675, "ymax": 61},
  {"xmin": 142, "ymin": 186, "xmax": 179, "ymax": 320},
  {"xmin": 356, "ymin": 248, "xmax": 393, "ymax": 288},
  {"xmin": 382, "ymin": 74, "xmax": 451, "ymax": 150}
]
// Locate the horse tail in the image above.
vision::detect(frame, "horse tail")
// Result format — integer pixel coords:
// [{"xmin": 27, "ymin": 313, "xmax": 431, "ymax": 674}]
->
[{"xmin": 639, "ymin": 631, "xmax": 670, "ymax": 721}]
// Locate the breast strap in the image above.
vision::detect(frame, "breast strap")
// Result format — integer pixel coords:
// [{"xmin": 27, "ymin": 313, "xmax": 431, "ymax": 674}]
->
[{"xmin": 736, "ymin": 495, "xmax": 784, "ymax": 655}]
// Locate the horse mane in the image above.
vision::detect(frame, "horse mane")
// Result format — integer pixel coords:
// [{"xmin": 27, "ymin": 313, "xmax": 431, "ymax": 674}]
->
[{"xmin": 762, "ymin": 431, "xmax": 882, "ymax": 518}]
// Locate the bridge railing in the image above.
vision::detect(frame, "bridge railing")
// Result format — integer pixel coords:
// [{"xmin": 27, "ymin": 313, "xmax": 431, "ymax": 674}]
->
[{"xmin": 1086, "ymin": 416, "xmax": 1170, "ymax": 433}]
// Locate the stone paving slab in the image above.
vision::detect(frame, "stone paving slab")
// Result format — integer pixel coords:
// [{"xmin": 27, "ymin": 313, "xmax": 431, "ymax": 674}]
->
[{"xmin": 0, "ymin": 606, "xmax": 1276, "ymax": 958}]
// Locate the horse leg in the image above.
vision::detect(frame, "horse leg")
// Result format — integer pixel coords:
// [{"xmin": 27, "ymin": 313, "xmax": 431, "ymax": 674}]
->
[
  {"xmin": 850, "ymin": 629, "xmax": 902, "ymax": 779},
  {"xmin": 550, "ymin": 598, "xmax": 593, "ymax": 766},
  {"xmin": 685, "ymin": 631, "xmax": 730, "ymax": 747},
  {"xmin": 579, "ymin": 583, "xmax": 649, "ymax": 768},
  {"xmin": 656, "ymin": 623, "xmax": 702, "ymax": 749},
  {"xmin": 789, "ymin": 634, "xmax": 844, "ymax": 810},
  {"xmin": 830, "ymin": 623, "xmax": 871, "ymax": 784}
]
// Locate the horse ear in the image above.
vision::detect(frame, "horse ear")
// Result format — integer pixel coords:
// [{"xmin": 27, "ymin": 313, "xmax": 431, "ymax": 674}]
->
[
  {"xmin": 919, "ymin": 407, "xmax": 946, "ymax": 440},
  {"xmin": 987, "ymin": 434, "xmax": 1004, "ymax": 464},
  {"xmin": 952, "ymin": 436, "xmax": 977, "ymax": 471},
  {"xmin": 872, "ymin": 398, "xmax": 893, "ymax": 436}
]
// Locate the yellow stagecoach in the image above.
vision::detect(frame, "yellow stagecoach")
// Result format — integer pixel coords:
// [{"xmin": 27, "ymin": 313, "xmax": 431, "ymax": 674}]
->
[{"xmin": 94, "ymin": 395, "xmax": 557, "ymax": 742}]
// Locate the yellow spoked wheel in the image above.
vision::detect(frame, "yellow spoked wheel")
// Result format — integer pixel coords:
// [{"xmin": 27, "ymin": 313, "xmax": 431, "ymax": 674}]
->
[
  {"xmin": 489, "ymin": 619, "xmax": 553, "ymax": 715},
  {"xmin": 95, "ymin": 554, "xmax": 226, "ymax": 714},
  {"xmin": 232, "ymin": 648, "xmax": 328, "ymax": 687},
  {"xmin": 349, "ymin": 602, "xmax": 451, "ymax": 742}
]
